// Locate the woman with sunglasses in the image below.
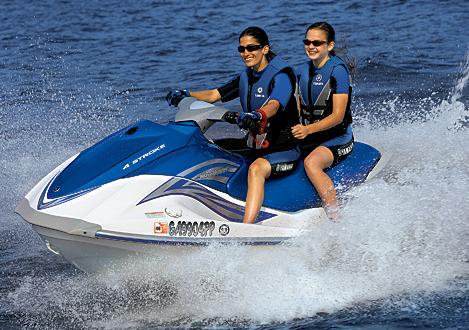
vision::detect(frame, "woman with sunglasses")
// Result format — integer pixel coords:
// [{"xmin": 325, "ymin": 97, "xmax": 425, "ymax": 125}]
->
[
  {"xmin": 291, "ymin": 22, "xmax": 354, "ymax": 219},
  {"xmin": 166, "ymin": 26, "xmax": 299, "ymax": 224}
]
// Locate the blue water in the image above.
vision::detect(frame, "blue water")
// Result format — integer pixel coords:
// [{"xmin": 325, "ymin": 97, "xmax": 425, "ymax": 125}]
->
[{"xmin": 1, "ymin": 0, "xmax": 469, "ymax": 329}]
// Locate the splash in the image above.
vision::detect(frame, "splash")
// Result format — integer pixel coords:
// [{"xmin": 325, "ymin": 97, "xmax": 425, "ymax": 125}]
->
[{"xmin": 450, "ymin": 50, "xmax": 469, "ymax": 104}]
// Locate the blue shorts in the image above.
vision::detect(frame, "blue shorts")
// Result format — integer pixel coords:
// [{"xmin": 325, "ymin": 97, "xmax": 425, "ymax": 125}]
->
[
  {"xmin": 213, "ymin": 138, "xmax": 300, "ymax": 176},
  {"xmin": 300, "ymin": 126, "xmax": 354, "ymax": 166},
  {"xmin": 320, "ymin": 126, "xmax": 354, "ymax": 166},
  {"xmin": 320, "ymin": 125, "xmax": 353, "ymax": 147}
]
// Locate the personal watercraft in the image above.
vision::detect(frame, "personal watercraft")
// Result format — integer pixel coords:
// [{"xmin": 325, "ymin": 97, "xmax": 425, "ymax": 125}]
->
[{"xmin": 15, "ymin": 98, "xmax": 384, "ymax": 272}]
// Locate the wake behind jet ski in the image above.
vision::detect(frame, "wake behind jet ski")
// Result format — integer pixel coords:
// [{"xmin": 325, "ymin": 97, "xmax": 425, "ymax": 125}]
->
[{"xmin": 15, "ymin": 98, "xmax": 384, "ymax": 272}]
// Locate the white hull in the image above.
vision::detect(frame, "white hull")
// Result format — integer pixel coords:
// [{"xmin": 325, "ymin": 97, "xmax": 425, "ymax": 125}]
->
[{"xmin": 16, "ymin": 168, "xmax": 326, "ymax": 273}]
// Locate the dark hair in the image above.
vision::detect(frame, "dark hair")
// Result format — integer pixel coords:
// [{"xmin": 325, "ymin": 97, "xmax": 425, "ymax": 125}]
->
[
  {"xmin": 239, "ymin": 26, "xmax": 276, "ymax": 61},
  {"xmin": 305, "ymin": 22, "xmax": 356, "ymax": 78},
  {"xmin": 305, "ymin": 22, "xmax": 336, "ymax": 55}
]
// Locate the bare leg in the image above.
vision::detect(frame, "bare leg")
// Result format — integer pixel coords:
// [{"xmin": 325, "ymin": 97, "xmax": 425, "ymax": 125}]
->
[
  {"xmin": 243, "ymin": 158, "xmax": 271, "ymax": 224},
  {"xmin": 303, "ymin": 146, "xmax": 338, "ymax": 219}
]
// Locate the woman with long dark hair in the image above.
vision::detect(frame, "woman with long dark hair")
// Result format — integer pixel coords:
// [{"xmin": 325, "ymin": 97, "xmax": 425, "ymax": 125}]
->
[{"xmin": 166, "ymin": 26, "xmax": 299, "ymax": 224}]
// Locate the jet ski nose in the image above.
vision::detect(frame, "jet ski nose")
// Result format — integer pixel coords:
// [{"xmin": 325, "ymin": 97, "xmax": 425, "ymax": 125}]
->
[{"xmin": 41, "ymin": 120, "xmax": 196, "ymax": 203}]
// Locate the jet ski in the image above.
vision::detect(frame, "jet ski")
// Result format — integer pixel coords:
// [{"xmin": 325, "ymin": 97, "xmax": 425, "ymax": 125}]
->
[{"xmin": 15, "ymin": 98, "xmax": 384, "ymax": 273}]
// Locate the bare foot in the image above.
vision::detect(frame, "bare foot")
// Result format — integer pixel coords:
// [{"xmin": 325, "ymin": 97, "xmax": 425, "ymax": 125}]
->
[{"xmin": 325, "ymin": 205, "xmax": 339, "ymax": 221}]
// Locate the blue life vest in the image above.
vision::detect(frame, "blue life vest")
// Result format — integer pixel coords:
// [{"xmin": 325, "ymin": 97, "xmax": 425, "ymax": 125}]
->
[
  {"xmin": 238, "ymin": 56, "xmax": 299, "ymax": 150},
  {"xmin": 297, "ymin": 56, "xmax": 352, "ymax": 142}
]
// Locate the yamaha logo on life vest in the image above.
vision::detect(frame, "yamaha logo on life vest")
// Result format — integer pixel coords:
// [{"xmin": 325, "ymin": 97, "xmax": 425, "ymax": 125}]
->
[
  {"xmin": 313, "ymin": 74, "xmax": 323, "ymax": 86},
  {"xmin": 255, "ymin": 87, "xmax": 265, "ymax": 98}
]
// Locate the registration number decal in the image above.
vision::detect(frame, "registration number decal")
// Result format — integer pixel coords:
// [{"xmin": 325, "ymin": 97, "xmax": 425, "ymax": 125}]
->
[{"xmin": 169, "ymin": 221, "xmax": 215, "ymax": 237}]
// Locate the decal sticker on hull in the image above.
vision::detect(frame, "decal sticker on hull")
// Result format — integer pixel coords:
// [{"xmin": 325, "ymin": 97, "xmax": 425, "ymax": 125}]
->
[
  {"xmin": 169, "ymin": 221, "xmax": 215, "ymax": 237},
  {"xmin": 122, "ymin": 144, "xmax": 166, "ymax": 170},
  {"xmin": 219, "ymin": 224, "xmax": 230, "ymax": 236},
  {"xmin": 154, "ymin": 222, "xmax": 168, "ymax": 234},
  {"xmin": 145, "ymin": 211, "xmax": 165, "ymax": 219}
]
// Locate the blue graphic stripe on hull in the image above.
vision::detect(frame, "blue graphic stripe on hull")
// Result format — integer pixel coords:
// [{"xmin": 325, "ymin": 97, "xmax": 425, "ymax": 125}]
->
[{"xmin": 138, "ymin": 177, "xmax": 277, "ymax": 222}]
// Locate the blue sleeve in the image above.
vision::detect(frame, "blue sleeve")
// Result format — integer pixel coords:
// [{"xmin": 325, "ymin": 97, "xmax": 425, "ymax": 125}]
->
[
  {"xmin": 269, "ymin": 72, "xmax": 293, "ymax": 109},
  {"xmin": 331, "ymin": 65, "xmax": 350, "ymax": 94}
]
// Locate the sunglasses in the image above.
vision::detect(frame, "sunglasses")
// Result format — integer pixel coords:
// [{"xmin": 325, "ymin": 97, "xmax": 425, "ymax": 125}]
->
[
  {"xmin": 238, "ymin": 44, "xmax": 264, "ymax": 53},
  {"xmin": 303, "ymin": 39, "xmax": 327, "ymax": 47}
]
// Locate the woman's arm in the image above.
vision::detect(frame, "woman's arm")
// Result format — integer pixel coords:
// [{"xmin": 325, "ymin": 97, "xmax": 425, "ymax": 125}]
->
[
  {"xmin": 307, "ymin": 93, "xmax": 347, "ymax": 131},
  {"xmin": 260, "ymin": 72, "xmax": 292, "ymax": 118},
  {"xmin": 259, "ymin": 99, "xmax": 281, "ymax": 117},
  {"xmin": 189, "ymin": 89, "xmax": 222, "ymax": 103},
  {"xmin": 292, "ymin": 93, "xmax": 348, "ymax": 139},
  {"xmin": 168, "ymin": 75, "xmax": 239, "ymax": 106}
]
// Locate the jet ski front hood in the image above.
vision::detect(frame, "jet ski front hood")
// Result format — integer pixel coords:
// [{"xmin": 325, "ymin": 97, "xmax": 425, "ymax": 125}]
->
[{"xmin": 39, "ymin": 120, "xmax": 200, "ymax": 208}]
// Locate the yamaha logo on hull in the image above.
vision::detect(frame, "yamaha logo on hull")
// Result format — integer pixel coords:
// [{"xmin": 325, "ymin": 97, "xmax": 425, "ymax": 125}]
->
[{"xmin": 219, "ymin": 224, "xmax": 230, "ymax": 236}]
